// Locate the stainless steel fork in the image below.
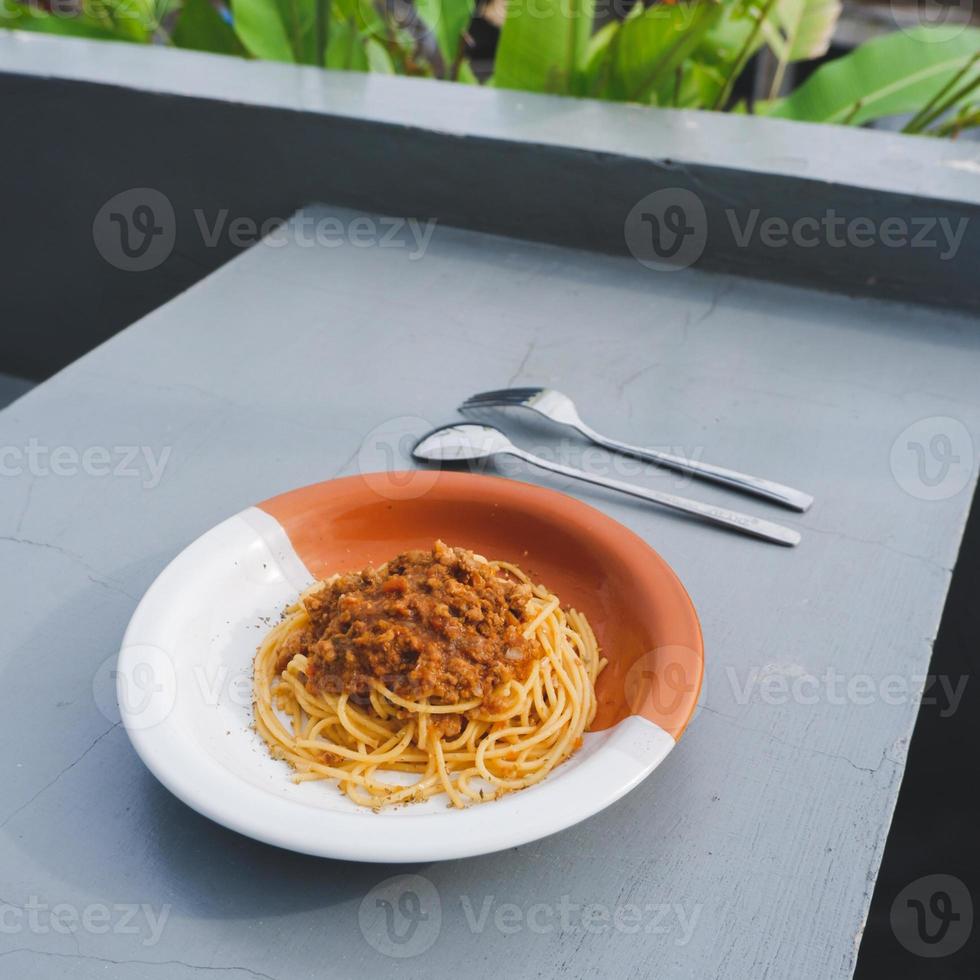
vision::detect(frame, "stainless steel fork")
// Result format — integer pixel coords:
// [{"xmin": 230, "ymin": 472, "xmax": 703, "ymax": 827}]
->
[{"xmin": 460, "ymin": 387, "xmax": 813, "ymax": 512}]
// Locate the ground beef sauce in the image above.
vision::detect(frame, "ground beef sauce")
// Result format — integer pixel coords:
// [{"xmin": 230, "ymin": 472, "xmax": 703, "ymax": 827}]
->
[{"xmin": 292, "ymin": 541, "xmax": 538, "ymax": 724}]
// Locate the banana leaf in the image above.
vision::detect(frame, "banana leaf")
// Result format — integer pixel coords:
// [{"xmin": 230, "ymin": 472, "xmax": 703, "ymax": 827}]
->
[
  {"xmin": 763, "ymin": 0, "xmax": 841, "ymax": 63},
  {"xmin": 591, "ymin": 0, "xmax": 724, "ymax": 103},
  {"xmin": 493, "ymin": 0, "xmax": 595, "ymax": 95},
  {"xmin": 581, "ymin": 11, "xmax": 629, "ymax": 97},
  {"xmin": 766, "ymin": 26, "xmax": 980, "ymax": 125},
  {"xmin": 762, "ymin": 0, "xmax": 841, "ymax": 97},
  {"xmin": 694, "ymin": 0, "xmax": 766, "ymax": 67},
  {"xmin": 324, "ymin": 16, "xmax": 366, "ymax": 67},
  {"xmin": 654, "ymin": 59, "xmax": 727, "ymax": 108},
  {"xmin": 365, "ymin": 35, "xmax": 394, "ymax": 71},
  {"xmin": 174, "ymin": 0, "xmax": 245, "ymax": 54},
  {"xmin": 231, "ymin": 0, "xmax": 317, "ymax": 62}
]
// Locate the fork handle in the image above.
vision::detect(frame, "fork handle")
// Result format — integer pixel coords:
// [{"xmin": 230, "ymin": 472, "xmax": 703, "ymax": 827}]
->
[
  {"xmin": 584, "ymin": 432, "xmax": 813, "ymax": 513},
  {"xmin": 509, "ymin": 449, "xmax": 800, "ymax": 547}
]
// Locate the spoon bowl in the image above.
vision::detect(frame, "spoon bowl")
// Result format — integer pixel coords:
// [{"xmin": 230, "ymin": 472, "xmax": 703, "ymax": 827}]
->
[{"xmin": 412, "ymin": 424, "xmax": 514, "ymax": 462}]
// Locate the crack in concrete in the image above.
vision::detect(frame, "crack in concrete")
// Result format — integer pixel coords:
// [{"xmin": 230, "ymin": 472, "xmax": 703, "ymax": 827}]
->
[
  {"xmin": 0, "ymin": 948, "xmax": 280, "ymax": 980},
  {"xmin": 697, "ymin": 704, "xmax": 890, "ymax": 775},
  {"xmin": 693, "ymin": 281, "xmax": 736, "ymax": 328},
  {"xmin": 801, "ymin": 523, "xmax": 953, "ymax": 575},
  {"xmin": 330, "ymin": 444, "xmax": 362, "ymax": 478},
  {"xmin": 506, "ymin": 340, "xmax": 537, "ymax": 387},
  {"xmin": 0, "ymin": 535, "xmax": 137, "ymax": 600},
  {"xmin": 14, "ymin": 475, "xmax": 36, "ymax": 535},
  {"xmin": 616, "ymin": 362, "xmax": 659, "ymax": 397},
  {"xmin": 0, "ymin": 723, "xmax": 121, "ymax": 831}
]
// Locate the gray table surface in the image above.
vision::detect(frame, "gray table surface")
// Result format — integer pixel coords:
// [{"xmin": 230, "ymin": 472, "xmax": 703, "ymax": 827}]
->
[{"xmin": 1, "ymin": 204, "xmax": 978, "ymax": 979}]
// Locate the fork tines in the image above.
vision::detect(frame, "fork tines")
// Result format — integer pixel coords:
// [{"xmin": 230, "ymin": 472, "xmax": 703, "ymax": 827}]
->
[{"xmin": 460, "ymin": 387, "xmax": 543, "ymax": 409}]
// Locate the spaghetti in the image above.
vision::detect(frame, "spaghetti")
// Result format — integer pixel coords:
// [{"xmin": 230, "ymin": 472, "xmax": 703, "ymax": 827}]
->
[{"xmin": 253, "ymin": 541, "xmax": 605, "ymax": 809}]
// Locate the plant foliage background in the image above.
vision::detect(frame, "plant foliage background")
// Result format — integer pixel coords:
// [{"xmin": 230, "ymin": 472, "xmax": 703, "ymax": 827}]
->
[{"xmin": 3, "ymin": 0, "xmax": 978, "ymax": 136}]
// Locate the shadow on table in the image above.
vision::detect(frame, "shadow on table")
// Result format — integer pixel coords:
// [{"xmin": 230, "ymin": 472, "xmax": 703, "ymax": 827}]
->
[
  {"xmin": 139, "ymin": 772, "xmax": 432, "ymax": 919},
  {"xmin": 0, "ymin": 559, "xmax": 435, "ymax": 922}
]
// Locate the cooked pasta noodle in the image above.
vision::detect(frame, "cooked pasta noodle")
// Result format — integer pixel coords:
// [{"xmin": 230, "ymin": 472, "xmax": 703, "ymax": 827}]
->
[{"xmin": 253, "ymin": 548, "xmax": 605, "ymax": 809}]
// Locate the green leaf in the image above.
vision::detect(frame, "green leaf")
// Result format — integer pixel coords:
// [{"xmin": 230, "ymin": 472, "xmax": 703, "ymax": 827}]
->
[
  {"xmin": 767, "ymin": 26, "xmax": 980, "ymax": 125},
  {"xmin": 695, "ymin": 0, "xmax": 766, "ymax": 68},
  {"xmin": 762, "ymin": 0, "xmax": 841, "ymax": 98},
  {"xmin": 336, "ymin": 0, "xmax": 386, "ymax": 41},
  {"xmin": 230, "ymin": 0, "xmax": 294, "ymax": 59},
  {"xmin": 710, "ymin": 0, "xmax": 778, "ymax": 108},
  {"xmin": 655, "ymin": 59, "xmax": 726, "ymax": 108},
  {"xmin": 173, "ymin": 0, "xmax": 245, "ymax": 54},
  {"xmin": 455, "ymin": 58, "xmax": 478, "ymax": 83},
  {"xmin": 581, "ymin": 18, "xmax": 620, "ymax": 94},
  {"xmin": 124, "ymin": 0, "xmax": 180, "ymax": 38},
  {"xmin": 325, "ymin": 16, "xmax": 367, "ymax": 68},
  {"xmin": 493, "ymin": 0, "xmax": 595, "ymax": 95},
  {"xmin": 415, "ymin": 0, "xmax": 473, "ymax": 63},
  {"xmin": 764, "ymin": 0, "xmax": 840, "ymax": 62},
  {"xmin": 231, "ymin": 0, "xmax": 318, "ymax": 62},
  {"xmin": 602, "ymin": 0, "xmax": 724, "ymax": 103},
  {"xmin": 365, "ymin": 35, "xmax": 394, "ymax": 71}
]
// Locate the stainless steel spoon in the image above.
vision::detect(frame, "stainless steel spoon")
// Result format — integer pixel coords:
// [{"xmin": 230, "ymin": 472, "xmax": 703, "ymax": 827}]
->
[{"xmin": 413, "ymin": 424, "xmax": 801, "ymax": 547}]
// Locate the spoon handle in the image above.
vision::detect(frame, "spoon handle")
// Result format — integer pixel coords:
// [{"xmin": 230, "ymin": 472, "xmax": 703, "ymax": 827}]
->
[
  {"xmin": 509, "ymin": 448, "xmax": 800, "ymax": 547},
  {"xmin": 585, "ymin": 431, "xmax": 813, "ymax": 513}
]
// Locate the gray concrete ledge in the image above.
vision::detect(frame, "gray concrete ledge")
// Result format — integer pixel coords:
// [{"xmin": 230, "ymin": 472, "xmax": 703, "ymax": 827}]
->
[{"xmin": 4, "ymin": 31, "xmax": 979, "ymax": 204}]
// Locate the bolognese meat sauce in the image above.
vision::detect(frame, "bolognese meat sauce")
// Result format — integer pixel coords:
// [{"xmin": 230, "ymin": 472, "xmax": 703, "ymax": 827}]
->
[{"xmin": 291, "ymin": 541, "xmax": 537, "ymax": 710}]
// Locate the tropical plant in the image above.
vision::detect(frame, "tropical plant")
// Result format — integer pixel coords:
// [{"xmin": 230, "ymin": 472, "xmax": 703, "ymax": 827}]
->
[{"xmin": 2, "ymin": 0, "xmax": 978, "ymax": 136}]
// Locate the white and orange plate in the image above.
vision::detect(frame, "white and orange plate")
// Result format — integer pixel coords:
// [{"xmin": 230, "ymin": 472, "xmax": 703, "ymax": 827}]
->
[{"xmin": 117, "ymin": 471, "xmax": 702, "ymax": 862}]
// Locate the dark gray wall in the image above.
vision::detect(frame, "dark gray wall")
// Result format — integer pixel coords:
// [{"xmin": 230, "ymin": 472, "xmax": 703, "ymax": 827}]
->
[{"xmin": 2, "ymin": 69, "xmax": 978, "ymax": 380}]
